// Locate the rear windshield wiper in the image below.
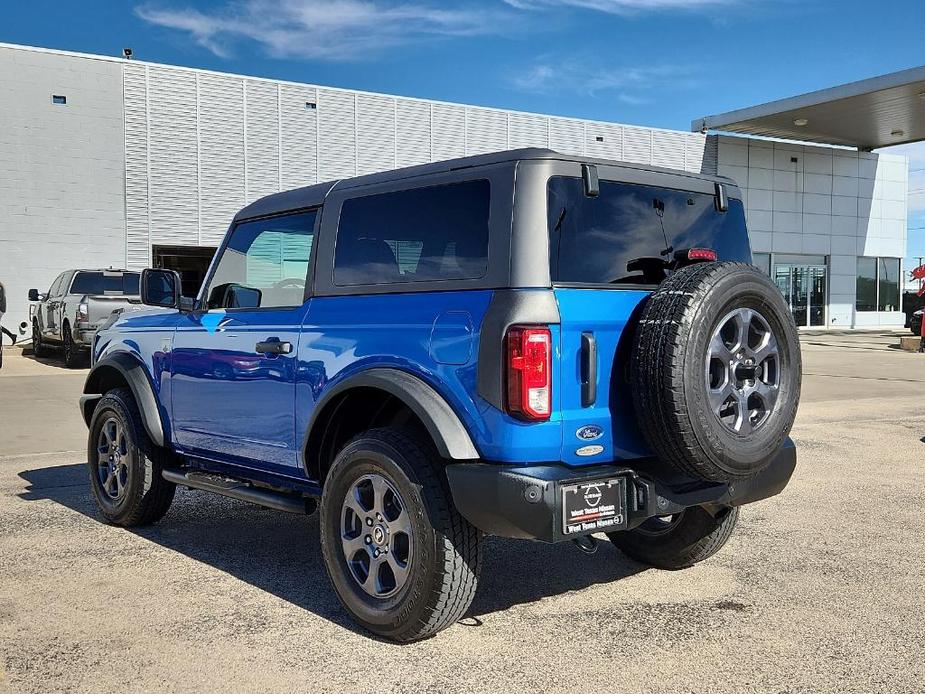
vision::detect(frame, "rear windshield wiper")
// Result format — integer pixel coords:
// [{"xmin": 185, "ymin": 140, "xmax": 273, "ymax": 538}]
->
[{"xmin": 552, "ymin": 206, "xmax": 567, "ymax": 233}]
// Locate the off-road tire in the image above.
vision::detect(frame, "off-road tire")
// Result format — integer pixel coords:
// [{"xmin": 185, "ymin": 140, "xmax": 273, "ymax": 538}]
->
[
  {"xmin": 32, "ymin": 321, "xmax": 48, "ymax": 358},
  {"xmin": 608, "ymin": 506, "xmax": 739, "ymax": 570},
  {"xmin": 320, "ymin": 427, "xmax": 481, "ymax": 642},
  {"xmin": 62, "ymin": 322, "xmax": 82, "ymax": 368},
  {"xmin": 631, "ymin": 261, "xmax": 801, "ymax": 483},
  {"xmin": 87, "ymin": 387, "xmax": 176, "ymax": 526}
]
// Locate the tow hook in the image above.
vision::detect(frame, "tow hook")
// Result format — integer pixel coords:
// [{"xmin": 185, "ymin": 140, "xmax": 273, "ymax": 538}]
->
[{"xmin": 572, "ymin": 535, "xmax": 598, "ymax": 555}]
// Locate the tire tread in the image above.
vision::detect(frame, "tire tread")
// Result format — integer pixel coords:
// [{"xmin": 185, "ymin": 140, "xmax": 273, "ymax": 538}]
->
[{"xmin": 609, "ymin": 506, "xmax": 739, "ymax": 570}]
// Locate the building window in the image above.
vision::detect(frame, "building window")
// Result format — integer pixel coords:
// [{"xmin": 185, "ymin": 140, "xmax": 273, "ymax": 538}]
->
[
  {"xmin": 856, "ymin": 256, "xmax": 900, "ymax": 312},
  {"xmin": 305, "ymin": 101, "xmax": 316, "ymax": 110},
  {"xmin": 52, "ymin": 95, "xmax": 67, "ymax": 105},
  {"xmin": 878, "ymin": 258, "xmax": 900, "ymax": 312},
  {"xmin": 595, "ymin": 135, "xmax": 604, "ymax": 142}
]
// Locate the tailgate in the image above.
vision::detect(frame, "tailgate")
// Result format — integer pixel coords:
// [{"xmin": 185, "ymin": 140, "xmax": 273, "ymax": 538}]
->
[
  {"xmin": 553, "ymin": 288, "xmax": 651, "ymax": 466},
  {"xmin": 86, "ymin": 296, "xmax": 141, "ymax": 325}
]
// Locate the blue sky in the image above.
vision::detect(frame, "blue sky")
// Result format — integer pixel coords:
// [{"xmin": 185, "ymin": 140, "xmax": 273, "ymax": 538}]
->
[{"xmin": 1, "ymin": 0, "xmax": 924, "ymax": 276}]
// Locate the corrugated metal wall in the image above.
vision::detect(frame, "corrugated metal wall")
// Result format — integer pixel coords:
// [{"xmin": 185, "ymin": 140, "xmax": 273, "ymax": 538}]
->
[{"xmin": 122, "ymin": 65, "xmax": 713, "ymax": 268}]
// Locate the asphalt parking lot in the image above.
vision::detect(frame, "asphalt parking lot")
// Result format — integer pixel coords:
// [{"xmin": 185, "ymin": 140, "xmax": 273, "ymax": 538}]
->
[{"xmin": 1, "ymin": 333, "xmax": 923, "ymax": 693}]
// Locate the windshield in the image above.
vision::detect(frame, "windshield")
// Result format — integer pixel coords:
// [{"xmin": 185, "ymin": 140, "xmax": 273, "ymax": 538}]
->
[
  {"xmin": 69, "ymin": 272, "xmax": 141, "ymax": 296},
  {"xmin": 548, "ymin": 176, "xmax": 751, "ymax": 285}
]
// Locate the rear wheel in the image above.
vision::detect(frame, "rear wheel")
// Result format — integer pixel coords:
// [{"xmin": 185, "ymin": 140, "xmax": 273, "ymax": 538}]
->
[
  {"xmin": 87, "ymin": 387, "xmax": 176, "ymax": 526},
  {"xmin": 607, "ymin": 506, "xmax": 739, "ymax": 570},
  {"xmin": 63, "ymin": 323, "xmax": 82, "ymax": 368},
  {"xmin": 319, "ymin": 428, "xmax": 481, "ymax": 642}
]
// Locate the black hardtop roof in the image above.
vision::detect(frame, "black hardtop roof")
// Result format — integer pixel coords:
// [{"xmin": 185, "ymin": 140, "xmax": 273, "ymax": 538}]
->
[{"xmin": 234, "ymin": 148, "xmax": 733, "ymax": 222}]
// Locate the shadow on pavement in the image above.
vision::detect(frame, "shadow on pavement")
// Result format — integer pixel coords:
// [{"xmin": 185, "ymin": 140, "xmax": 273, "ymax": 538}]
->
[
  {"xmin": 17, "ymin": 347, "xmax": 89, "ymax": 371},
  {"xmin": 18, "ymin": 463, "xmax": 646, "ymax": 635}
]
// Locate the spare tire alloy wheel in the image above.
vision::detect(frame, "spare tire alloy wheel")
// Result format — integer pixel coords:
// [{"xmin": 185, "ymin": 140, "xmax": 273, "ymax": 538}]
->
[
  {"xmin": 631, "ymin": 262, "xmax": 801, "ymax": 483},
  {"xmin": 706, "ymin": 307, "xmax": 779, "ymax": 436}
]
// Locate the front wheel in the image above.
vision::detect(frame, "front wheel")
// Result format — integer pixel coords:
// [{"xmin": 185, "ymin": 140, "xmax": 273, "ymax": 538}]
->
[
  {"xmin": 607, "ymin": 506, "xmax": 739, "ymax": 570},
  {"xmin": 87, "ymin": 387, "xmax": 176, "ymax": 526},
  {"xmin": 319, "ymin": 428, "xmax": 481, "ymax": 642},
  {"xmin": 32, "ymin": 321, "xmax": 48, "ymax": 358}
]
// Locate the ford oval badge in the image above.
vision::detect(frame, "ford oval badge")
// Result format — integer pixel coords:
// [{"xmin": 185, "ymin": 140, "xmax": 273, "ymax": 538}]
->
[{"xmin": 576, "ymin": 425, "xmax": 603, "ymax": 441}]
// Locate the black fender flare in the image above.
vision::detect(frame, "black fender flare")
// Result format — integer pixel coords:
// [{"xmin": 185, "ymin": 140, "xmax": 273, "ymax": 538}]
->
[
  {"xmin": 305, "ymin": 367, "xmax": 480, "ymax": 467},
  {"xmin": 81, "ymin": 353, "xmax": 167, "ymax": 448}
]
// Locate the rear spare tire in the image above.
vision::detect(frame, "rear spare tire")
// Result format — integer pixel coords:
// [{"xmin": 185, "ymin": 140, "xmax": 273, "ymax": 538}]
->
[{"xmin": 632, "ymin": 261, "xmax": 801, "ymax": 483}]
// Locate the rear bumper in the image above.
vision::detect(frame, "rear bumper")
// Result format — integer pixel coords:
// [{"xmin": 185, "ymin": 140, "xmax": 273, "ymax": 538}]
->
[
  {"xmin": 445, "ymin": 439, "xmax": 796, "ymax": 543},
  {"xmin": 75, "ymin": 324, "xmax": 98, "ymax": 346}
]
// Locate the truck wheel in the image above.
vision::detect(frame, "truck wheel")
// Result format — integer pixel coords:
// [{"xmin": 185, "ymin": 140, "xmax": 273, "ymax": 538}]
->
[
  {"xmin": 607, "ymin": 506, "xmax": 739, "ymax": 570},
  {"xmin": 32, "ymin": 321, "xmax": 48, "ymax": 358},
  {"xmin": 62, "ymin": 322, "xmax": 82, "ymax": 368},
  {"xmin": 320, "ymin": 428, "xmax": 481, "ymax": 642},
  {"xmin": 632, "ymin": 262, "xmax": 801, "ymax": 483},
  {"xmin": 87, "ymin": 387, "xmax": 176, "ymax": 526}
]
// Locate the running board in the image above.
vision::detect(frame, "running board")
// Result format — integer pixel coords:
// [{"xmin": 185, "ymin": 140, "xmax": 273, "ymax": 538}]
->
[{"xmin": 162, "ymin": 468, "xmax": 316, "ymax": 515}]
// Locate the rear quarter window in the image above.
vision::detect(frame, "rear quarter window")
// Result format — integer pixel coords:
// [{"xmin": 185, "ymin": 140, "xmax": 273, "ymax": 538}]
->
[
  {"xmin": 333, "ymin": 179, "xmax": 490, "ymax": 286},
  {"xmin": 548, "ymin": 177, "xmax": 751, "ymax": 285}
]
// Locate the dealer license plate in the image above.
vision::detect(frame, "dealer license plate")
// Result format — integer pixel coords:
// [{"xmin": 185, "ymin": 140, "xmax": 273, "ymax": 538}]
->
[{"xmin": 561, "ymin": 477, "xmax": 627, "ymax": 535}]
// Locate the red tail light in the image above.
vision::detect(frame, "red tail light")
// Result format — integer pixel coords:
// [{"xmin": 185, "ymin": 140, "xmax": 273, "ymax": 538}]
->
[
  {"xmin": 505, "ymin": 326, "xmax": 551, "ymax": 421},
  {"xmin": 686, "ymin": 248, "xmax": 717, "ymax": 261}
]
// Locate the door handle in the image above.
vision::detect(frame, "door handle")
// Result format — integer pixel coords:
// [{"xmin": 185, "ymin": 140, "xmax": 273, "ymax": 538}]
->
[
  {"xmin": 255, "ymin": 339, "xmax": 292, "ymax": 355},
  {"xmin": 580, "ymin": 332, "xmax": 597, "ymax": 407}
]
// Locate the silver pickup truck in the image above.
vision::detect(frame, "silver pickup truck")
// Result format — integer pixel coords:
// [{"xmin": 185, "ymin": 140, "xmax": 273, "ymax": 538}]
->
[{"xmin": 28, "ymin": 269, "xmax": 141, "ymax": 367}]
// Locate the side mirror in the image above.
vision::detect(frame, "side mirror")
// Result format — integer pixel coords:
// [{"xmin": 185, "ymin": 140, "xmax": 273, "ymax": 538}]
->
[
  {"xmin": 140, "ymin": 268, "xmax": 182, "ymax": 309},
  {"xmin": 28, "ymin": 289, "xmax": 40, "ymax": 302},
  {"xmin": 207, "ymin": 283, "xmax": 262, "ymax": 309},
  {"xmin": 226, "ymin": 284, "xmax": 261, "ymax": 309}
]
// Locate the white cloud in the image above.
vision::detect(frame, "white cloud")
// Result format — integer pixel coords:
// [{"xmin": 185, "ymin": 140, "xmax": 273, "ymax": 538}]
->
[
  {"xmin": 511, "ymin": 60, "xmax": 695, "ymax": 102},
  {"xmin": 136, "ymin": 0, "xmax": 511, "ymax": 61},
  {"xmin": 503, "ymin": 0, "xmax": 736, "ymax": 13}
]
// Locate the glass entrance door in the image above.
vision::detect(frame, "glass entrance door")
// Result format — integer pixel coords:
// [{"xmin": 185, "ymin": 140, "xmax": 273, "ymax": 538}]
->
[
  {"xmin": 773, "ymin": 256, "xmax": 827, "ymax": 328},
  {"xmin": 808, "ymin": 265, "xmax": 826, "ymax": 326}
]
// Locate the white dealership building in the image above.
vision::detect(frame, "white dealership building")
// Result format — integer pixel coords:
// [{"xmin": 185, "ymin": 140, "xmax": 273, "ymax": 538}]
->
[{"xmin": 0, "ymin": 41, "xmax": 918, "ymax": 335}]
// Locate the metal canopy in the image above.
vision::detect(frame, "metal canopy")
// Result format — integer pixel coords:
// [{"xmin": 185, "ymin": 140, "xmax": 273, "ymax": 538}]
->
[{"xmin": 692, "ymin": 65, "xmax": 925, "ymax": 150}]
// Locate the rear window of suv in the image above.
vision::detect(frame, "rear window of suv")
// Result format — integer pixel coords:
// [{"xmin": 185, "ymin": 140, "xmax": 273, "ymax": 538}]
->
[
  {"xmin": 69, "ymin": 272, "xmax": 140, "ymax": 295},
  {"xmin": 547, "ymin": 177, "xmax": 751, "ymax": 286},
  {"xmin": 334, "ymin": 179, "xmax": 490, "ymax": 286}
]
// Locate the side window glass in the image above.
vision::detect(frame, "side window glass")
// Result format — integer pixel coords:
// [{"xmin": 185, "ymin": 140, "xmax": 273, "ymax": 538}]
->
[
  {"xmin": 206, "ymin": 210, "xmax": 317, "ymax": 309},
  {"xmin": 333, "ymin": 179, "xmax": 490, "ymax": 286},
  {"xmin": 49, "ymin": 273, "xmax": 65, "ymax": 297}
]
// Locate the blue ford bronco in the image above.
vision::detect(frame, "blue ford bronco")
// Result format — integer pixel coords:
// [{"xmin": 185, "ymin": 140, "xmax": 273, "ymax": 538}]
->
[{"xmin": 80, "ymin": 149, "xmax": 801, "ymax": 641}]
